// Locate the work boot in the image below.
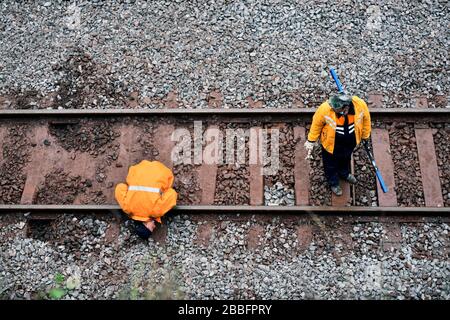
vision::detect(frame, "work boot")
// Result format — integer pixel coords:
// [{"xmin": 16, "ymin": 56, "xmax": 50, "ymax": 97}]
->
[
  {"xmin": 345, "ymin": 174, "xmax": 357, "ymax": 184},
  {"xmin": 331, "ymin": 185, "xmax": 343, "ymax": 196}
]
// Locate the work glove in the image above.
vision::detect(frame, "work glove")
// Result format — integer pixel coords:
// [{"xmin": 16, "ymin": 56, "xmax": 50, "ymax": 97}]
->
[{"xmin": 304, "ymin": 140, "xmax": 316, "ymax": 160}]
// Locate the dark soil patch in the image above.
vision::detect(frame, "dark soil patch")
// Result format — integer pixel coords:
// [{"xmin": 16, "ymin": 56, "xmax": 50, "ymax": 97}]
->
[
  {"xmin": 52, "ymin": 48, "xmax": 128, "ymax": 109},
  {"xmin": 389, "ymin": 123, "xmax": 425, "ymax": 207},
  {"xmin": 26, "ymin": 219, "xmax": 54, "ymax": 241},
  {"xmin": 49, "ymin": 119, "xmax": 119, "ymax": 158},
  {"xmin": 0, "ymin": 89, "xmax": 56, "ymax": 110},
  {"xmin": 0, "ymin": 125, "xmax": 31, "ymax": 204},
  {"xmin": 432, "ymin": 123, "xmax": 450, "ymax": 206},
  {"xmin": 13, "ymin": 89, "xmax": 41, "ymax": 109},
  {"xmin": 2, "ymin": 47, "xmax": 131, "ymax": 110},
  {"xmin": 353, "ymin": 141, "xmax": 377, "ymax": 207},
  {"xmin": 33, "ymin": 168, "xmax": 93, "ymax": 204}
]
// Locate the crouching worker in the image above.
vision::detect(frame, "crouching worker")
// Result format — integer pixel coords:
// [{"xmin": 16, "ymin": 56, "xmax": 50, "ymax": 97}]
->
[
  {"xmin": 115, "ymin": 160, "xmax": 177, "ymax": 239},
  {"xmin": 304, "ymin": 94, "xmax": 371, "ymax": 196}
]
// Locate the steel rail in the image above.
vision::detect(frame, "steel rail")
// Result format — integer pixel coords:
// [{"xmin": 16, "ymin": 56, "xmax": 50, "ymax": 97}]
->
[
  {"xmin": 0, "ymin": 108, "xmax": 450, "ymax": 117},
  {"xmin": 0, "ymin": 204, "xmax": 449, "ymax": 215}
]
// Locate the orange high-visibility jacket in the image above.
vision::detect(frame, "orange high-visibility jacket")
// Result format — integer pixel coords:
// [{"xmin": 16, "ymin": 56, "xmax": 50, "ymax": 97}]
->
[
  {"xmin": 307, "ymin": 96, "xmax": 371, "ymax": 154},
  {"xmin": 115, "ymin": 160, "xmax": 177, "ymax": 223}
]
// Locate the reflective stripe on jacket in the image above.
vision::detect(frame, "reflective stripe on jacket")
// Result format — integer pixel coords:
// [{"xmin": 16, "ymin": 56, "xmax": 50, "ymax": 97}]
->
[
  {"xmin": 307, "ymin": 96, "xmax": 371, "ymax": 154},
  {"xmin": 115, "ymin": 160, "xmax": 178, "ymax": 223}
]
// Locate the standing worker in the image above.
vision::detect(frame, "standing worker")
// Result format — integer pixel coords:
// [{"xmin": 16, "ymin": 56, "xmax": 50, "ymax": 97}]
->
[
  {"xmin": 304, "ymin": 94, "xmax": 371, "ymax": 196},
  {"xmin": 115, "ymin": 160, "xmax": 177, "ymax": 239}
]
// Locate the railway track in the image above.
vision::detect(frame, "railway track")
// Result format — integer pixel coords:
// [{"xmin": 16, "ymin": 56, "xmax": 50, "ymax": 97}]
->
[{"xmin": 0, "ymin": 103, "xmax": 449, "ymax": 216}]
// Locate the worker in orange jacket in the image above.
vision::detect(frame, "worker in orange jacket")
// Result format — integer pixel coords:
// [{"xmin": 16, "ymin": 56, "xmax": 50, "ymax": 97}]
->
[
  {"xmin": 115, "ymin": 160, "xmax": 177, "ymax": 239},
  {"xmin": 304, "ymin": 94, "xmax": 371, "ymax": 196}
]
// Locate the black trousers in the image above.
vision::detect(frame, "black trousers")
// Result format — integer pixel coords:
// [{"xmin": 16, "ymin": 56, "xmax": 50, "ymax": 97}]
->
[
  {"xmin": 321, "ymin": 146, "xmax": 352, "ymax": 187},
  {"xmin": 113, "ymin": 209, "xmax": 152, "ymax": 240}
]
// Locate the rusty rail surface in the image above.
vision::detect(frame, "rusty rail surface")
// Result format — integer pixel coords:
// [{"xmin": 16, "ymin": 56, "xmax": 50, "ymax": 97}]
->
[{"xmin": 0, "ymin": 204, "xmax": 449, "ymax": 215}]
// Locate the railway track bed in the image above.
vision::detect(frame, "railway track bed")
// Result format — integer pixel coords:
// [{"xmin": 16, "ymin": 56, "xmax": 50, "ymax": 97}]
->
[
  {"xmin": 1, "ymin": 71, "xmax": 449, "ymax": 302},
  {"xmin": 0, "ymin": 107, "xmax": 449, "ymax": 215}
]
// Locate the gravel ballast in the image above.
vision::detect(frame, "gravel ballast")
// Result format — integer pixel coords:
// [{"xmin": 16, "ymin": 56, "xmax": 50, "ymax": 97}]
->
[
  {"xmin": 389, "ymin": 123, "xmax": 426, "ymax": 207},
  {"xmin": 0, "ymin": 1, "xmax": 448, "ymax": 109},
  {"xmin": 0, "ymin": 213, "xmax": 448, "ymax": 300},
  {"xmin": 0, "ymin": 125, "xmax": 31, "ymax": 204},
  {"xmin": 432, "ymin": 124, "xmax": 450, "ymax": 207},
  {"xmin": 353, "ymin": 141, "xmax": 378, "ymax": 207}
]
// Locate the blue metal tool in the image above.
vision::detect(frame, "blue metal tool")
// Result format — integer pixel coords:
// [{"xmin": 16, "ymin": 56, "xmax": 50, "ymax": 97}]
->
[
  {"xmin": 330, "ymin": 68, "xmax": 345, "ymax": 93},
  {"xmin": 329, "ymin": 67, "xmax": 389, "ymax": 193},
  {"xmin": 362, "ymin": 140, "xmax": 389, "ymax": 193}
]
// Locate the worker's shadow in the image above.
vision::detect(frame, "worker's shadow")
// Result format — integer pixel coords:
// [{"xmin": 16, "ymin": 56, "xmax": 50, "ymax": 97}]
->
[{"xmin": 111, "ymin": 208, "xmax": 127, "ymax": 223}]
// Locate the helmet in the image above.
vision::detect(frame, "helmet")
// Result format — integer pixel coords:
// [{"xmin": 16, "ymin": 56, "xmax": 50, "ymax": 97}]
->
[{"xmin": 329, "ymin": 94, "xmax": 352, "ymax": 111}]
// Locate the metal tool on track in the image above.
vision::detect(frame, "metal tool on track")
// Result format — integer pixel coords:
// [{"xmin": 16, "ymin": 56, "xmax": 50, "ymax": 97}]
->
[{"xmin": 362, "ymin": 139, "xmax": 389, "ymax": 193}]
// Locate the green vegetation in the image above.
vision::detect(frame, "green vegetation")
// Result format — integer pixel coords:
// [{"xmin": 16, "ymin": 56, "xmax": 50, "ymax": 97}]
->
[
  {"xmin": 47, "ymin": 273, "xmax": 66, "ymax": 299},
  {"xmin": 39, "ymin": 272, "xmax": 81, "ymax": 300}
]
